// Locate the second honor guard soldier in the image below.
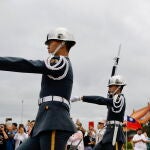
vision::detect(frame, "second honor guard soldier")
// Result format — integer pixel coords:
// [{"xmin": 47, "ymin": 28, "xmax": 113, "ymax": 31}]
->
[
  {"xmin": 71, "ymin": 75, "xmax": 126, "ymax": 150},
  {"xmin": 0, "ymin": 27, "xmax": 77, "ymax": 150}
]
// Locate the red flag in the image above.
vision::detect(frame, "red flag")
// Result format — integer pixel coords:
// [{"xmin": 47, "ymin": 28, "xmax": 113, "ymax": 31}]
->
[
  {"xmin": 88, "ymin": 121, "xmax": 94, "ymax": 129},
  {"xmin": 127, "ymin": 116, "xmax": 142, "ymax": 130}
]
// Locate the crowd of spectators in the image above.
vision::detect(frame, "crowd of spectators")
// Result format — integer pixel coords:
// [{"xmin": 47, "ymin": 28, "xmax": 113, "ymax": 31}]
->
[
  {"xmin": 0, "ymin": 118, "xmax": 105, "ymax": 150},
  {"xmin": 0, "ymin": 118, "xmax": 150, "ymax": 150},
  {"xmin": 66, "ymin": 119, "xmax": 105, "ymax": 150},
  {"xmin": 0, "ymin": 120, "xmax": 35, "ymax": 150}
]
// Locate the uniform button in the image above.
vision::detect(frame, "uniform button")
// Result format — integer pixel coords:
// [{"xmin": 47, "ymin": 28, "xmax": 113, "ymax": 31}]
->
[{"xmin": 45, "ymin": 106, "xmax": 49, "ymax": 110}]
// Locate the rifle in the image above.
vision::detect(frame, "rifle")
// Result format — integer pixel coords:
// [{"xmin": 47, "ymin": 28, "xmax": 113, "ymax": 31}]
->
[
  {"xmin": 111, "ymin": 44, "xmax": 121, "ymax": 77},
  {"xmin": 109, "ymin": 44, "xmax": 122, "ymax": 147},
  {"xmin": 108, "ymin": 44, "xmax": 121, "ymax": 98}
]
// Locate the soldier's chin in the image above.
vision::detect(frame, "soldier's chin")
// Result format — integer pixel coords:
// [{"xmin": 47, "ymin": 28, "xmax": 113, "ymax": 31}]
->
[
  {"xmin": 108, "ymin": 93, "xmax": 113, "ymax": 98},
  {"xmin": 108, "ymin": 91, "xmax": 111, "ymax": 94}
]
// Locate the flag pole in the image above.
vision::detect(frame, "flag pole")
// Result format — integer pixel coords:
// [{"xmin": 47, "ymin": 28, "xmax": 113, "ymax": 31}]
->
[
  {"xmin": 126, "ymin": 120, "xmax": 127, "ymax": 150},
  {"xmin": 126, "ymin": 117, "xmax": 128, "ymax": 150}
]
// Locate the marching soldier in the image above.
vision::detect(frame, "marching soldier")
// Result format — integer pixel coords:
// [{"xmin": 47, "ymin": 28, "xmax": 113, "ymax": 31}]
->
[
  {"xmin": 0, "ymin": 27, "xmax": 77, "ymax": 150},
  {"xmin": 71, "ymin": 75, "xmax": 126, "ymax": 150}
]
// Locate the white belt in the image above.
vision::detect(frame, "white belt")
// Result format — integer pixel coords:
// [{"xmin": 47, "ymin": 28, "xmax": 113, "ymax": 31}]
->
[
  {"xmin": 38, "ymin": 96, "xmax": 70, "ymax": 108},
  {"xmin": 107, "ymin": 120, "xmax": 122, "ymax": 126}
]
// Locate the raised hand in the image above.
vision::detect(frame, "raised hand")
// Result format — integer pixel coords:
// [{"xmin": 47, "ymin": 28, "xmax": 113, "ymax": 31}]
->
[{"xmin": 70, "ymin": 96, "xmax": 81, "ymax": 102}]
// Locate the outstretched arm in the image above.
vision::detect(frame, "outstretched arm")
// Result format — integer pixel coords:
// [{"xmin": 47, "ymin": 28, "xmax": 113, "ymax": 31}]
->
[
  {"xmin": 0, "ymin": 56, "xmax": 68, "ymax": 79},
  {"xmin": 0, "ymin": 57, "xmax": 45, "ymax": 73},
  {"xmin": 82, "ymin": 96, "xmax": 113, "ymax": 106},
  {"xmin": 70, "ymin": 96, "xmax": 113, "ymax": 106}
]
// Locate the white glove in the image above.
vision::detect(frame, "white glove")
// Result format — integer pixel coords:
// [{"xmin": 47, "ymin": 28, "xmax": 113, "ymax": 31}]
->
[{"xmin": 70, "ymin": 96, "xmax": 81, "ymax": 102}]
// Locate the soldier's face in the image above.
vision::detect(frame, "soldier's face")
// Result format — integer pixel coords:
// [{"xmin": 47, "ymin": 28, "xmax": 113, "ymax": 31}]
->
[
  {"xmin": 47, "ymin": 40, "xmax": 62, "ymax": 54},
  {"xmin": 108, "ymin": 85, "xmax": 119, "ymax": 94}
]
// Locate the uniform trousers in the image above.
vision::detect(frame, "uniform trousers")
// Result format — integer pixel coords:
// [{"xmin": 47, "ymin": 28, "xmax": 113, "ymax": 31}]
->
[
  {"xmin": 16, "ymin": 130, "xmax": 72, "ymax": 150},
  {"xmin": 93, "ymin": 141, "xmax": 123, "ymax": 150}
]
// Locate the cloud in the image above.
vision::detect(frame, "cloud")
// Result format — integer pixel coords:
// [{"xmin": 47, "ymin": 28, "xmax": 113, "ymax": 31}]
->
[{"xmin": 0, "ymin": 0, "xmax": 150, "ymax": 127}]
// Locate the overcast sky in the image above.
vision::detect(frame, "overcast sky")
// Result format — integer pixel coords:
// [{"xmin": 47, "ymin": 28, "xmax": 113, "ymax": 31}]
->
[{"xmin": 0, "ymin": 0, "xmax": 150, "ymax": 128}]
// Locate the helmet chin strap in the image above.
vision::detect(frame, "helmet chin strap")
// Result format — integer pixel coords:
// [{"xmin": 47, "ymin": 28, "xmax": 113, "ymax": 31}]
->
[{"xmin": 50, "ymin": 41, "xmax": 66, "ymax": 56}]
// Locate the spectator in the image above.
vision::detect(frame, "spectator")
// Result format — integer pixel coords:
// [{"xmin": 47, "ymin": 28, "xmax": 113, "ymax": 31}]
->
[
  {"xmin": 12, "ymin": 123, "xmax": 18, "ymax": 134},
  {"xmin": 84, "ymin": 130, "xmax": 96, "ymax": 150},
  {"xmin": 18, "ymin": 124, "xmax": 26, "ymax": 132},
  {"xmin": 5, "ymin": 124, "xmax": 15, "ymax": 150},
  {"xmin": 67, "ymin": 126, "xmax": 84, "ymax": 150},
  {"xmin": 0, "ymin": 124, "xmax": 8, "ymax": 150},
  {"xmin": 30, "ymin": 120, "xmax": 35, "ymax": 128},
  {"xmin": 75, "ymin": 119, "xmax": 86, "ymax": 136},
  {"xmin": 88, "ymin": 125, "xmax": 96, "ymax": 138},
  {"xmin": 24, "ymin": 120, "xmax": 30, "ymax": 133},
  {"xmin": 27, "ymin": 120, "xmax": 35, "ymax": 136},
  {"xmin": 132, "ymin": 128, "xmax": 147, "ymax": 150},
  {"xmin": 95, "ymin": 120, "xmax": 106, "ymax": 144},
  {"xmin": 147, "ymin": 137, "xmax": 150, "ymax": 150},
  {"xmin": 14, "ymin": 125, "xmax": 28, "ymax": 150},
  {"xmin": 143, "ymin": 131, "xmax": 150, "ymax": 150}
]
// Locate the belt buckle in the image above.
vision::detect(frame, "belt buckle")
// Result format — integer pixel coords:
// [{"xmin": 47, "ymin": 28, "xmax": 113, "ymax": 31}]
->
[{"xmin": 115, "ymin": 121, "xmax": 119, "ymax": 124}]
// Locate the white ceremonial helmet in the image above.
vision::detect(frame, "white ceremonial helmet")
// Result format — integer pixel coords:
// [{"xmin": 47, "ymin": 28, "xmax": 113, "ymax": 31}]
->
[
  {"xmin": 45, "ymin": 27, "xmax": 76, "ymax": 47},
  {"xmin": 108, "ymin": 75, "xmax": 126, "ymax": 86}
]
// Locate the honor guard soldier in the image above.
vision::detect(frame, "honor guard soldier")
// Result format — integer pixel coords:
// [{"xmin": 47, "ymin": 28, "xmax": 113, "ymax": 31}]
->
[
  {"xmin": 71, "ymin": 75, "xmax": 126, "ymax": 150},
  {"xmin": 0, "ymin": 27, "xmax": 77, "ymax": 150}
]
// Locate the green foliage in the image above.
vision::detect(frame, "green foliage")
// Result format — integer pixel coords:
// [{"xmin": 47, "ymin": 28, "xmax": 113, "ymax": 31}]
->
[
  {"xmin": 143, "ymin": 122, "xmax": 150, "ymax": 137},
  {"xmin": 124, "ymin": 142, "xmax": 133, "ymax": 150}
]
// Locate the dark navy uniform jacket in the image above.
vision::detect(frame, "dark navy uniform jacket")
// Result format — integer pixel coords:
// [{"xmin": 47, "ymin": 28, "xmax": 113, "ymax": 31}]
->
[
  {"xmin": 0, "ymin": 56, "xmax": 76, "ymax": 136},
  {"xmin": 82, "ymin": 94, "xmax": 126, "ymax": 144}
]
